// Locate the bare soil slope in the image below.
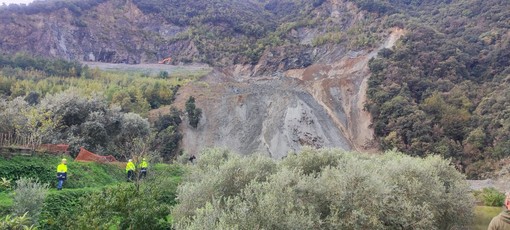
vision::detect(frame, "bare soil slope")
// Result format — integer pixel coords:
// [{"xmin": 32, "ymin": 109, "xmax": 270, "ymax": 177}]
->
[{"xmin": 173, "ymin": 29, "xmax": 404, "ymax": 158}]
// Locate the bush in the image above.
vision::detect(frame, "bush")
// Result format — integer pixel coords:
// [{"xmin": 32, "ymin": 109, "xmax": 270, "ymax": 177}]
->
[
  {"xmin": 480, "ymin": 188, "xmax": 505, "ymax": 207},
  {"xmin": 39, "ymin": 188, "xmax": 97, "ymax": 229},
  {"xmin": 0, "ymin": 178, "xmax": 12, "ymax": 192},
  {"xmin": 38, "ymin": 163, "xmax": 183, "ymax": 229},
  {"xmin": 12, "ymin": 178, "xmax": 49, "ymax": 224},
  {"xmin": 0, "ymin": 213, "xmax": 37, "ymax": 230},
  {"xmin": 0, "ymin": 156, "xmax": 55, "ymax": 186},
  {"xmin": 185, "ymin": 96, "xmax": 202, "ymax": 128},
  {"xmin": 172, "ymin": 148, "xmax": 474, "ymax": 229},
  {"xmin": 74, "ymin": 177, "xmax": 179, "ymax": 229}
]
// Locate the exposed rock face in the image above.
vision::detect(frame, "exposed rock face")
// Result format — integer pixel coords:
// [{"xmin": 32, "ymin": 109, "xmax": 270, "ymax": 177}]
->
[
  {"xmin": 175, "ymin": 74, "xmax": 352, "ymax": 159},
  {"xmin": 175, "ymin": 29, "xmax": 404, "ymax": 158},
  {"xmin": 0, "ymin": 0, "xmax": 194, "ymax": 64},
  {"xmin": 252, "ymin": 46, "xmax": 314, "ymax": 77}
]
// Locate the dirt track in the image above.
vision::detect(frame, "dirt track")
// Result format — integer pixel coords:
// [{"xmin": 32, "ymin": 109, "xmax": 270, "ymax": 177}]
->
[{"xmin": 82, "ymin": 61, "xmax": 212, "ymax": 76}]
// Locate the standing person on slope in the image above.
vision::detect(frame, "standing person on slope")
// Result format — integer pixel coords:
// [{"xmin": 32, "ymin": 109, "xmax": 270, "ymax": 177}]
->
[
  {"xmin": 489, "ymin": 192, "xmax": 510, "ymax": 230},
  {"xmin": 138, "ymin": 158, "xmax": 149, "ymax": 179},
  {"xmin": 126, "ymin": 159, "xmax": 136, "ymax": 182},
  {"xmin": 56, "ymin": 158, "xmax": 67, "ymax": 190},
  {"xmin": 139, "ymin": 158, "xmax": 148, "ymax": 179}
]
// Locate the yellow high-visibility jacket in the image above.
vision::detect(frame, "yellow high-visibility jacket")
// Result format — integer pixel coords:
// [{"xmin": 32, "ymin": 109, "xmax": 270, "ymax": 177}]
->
[
  {"xmin": 140, "ymin": 160, "xmax": 148, "ymax": 168},
  {"xmin": 57, "ymin": 163, "xmax": 67, "ymax": 173},
  {"xmin": 126, "ymin": 162, "xmax": 136, "ymax": 172}
]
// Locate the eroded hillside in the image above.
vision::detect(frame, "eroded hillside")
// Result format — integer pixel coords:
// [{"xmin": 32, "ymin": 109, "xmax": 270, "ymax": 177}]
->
[{"xmin": 173, "ymin": 28, "xmax": 402, "ymax": 158}]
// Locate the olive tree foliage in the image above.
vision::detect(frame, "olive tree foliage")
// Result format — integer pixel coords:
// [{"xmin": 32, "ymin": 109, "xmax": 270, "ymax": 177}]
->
[
  {"xmin": 172, "ymin": 149, "xmax": 278, "ymax": 222},
  {"xmin": 0, "ymin": 97, "xmax": 29, "ymax": 134},
  {"xmin": 0, "ymin": 90, "xmax": 151, "ymax": 158},
  {"xmin": 172, "ymin": 148, "xmax": 474, "ymax": 230},
  {"xmin": 12, "ymin": 178, "xmax": 49, "ymax": 225},
  {"xmin": 110, "ymin": 112, "xmax": 151, "ymax": 159},
  {"xmin": 0, "ymin": 97, "xmax": 60, "ymax": 148},
  {"xmin": 75, "ymin": 175, "xmax": 178, "ymax": 230}
]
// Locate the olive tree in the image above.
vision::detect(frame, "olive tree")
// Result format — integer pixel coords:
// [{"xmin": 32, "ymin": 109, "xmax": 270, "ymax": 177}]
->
[
  {"xmin": 172, "ymin": 148, "xmax": 474, "ymax": 230},
  {"xmin": 111, "ymin": 112, "xmax": 151, "ymax": 160}
]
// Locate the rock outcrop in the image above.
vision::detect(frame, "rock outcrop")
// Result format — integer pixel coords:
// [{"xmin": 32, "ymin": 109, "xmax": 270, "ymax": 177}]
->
[{"xmin": 0, "ymin": 0, "xmax": 194, "ymax": 64}]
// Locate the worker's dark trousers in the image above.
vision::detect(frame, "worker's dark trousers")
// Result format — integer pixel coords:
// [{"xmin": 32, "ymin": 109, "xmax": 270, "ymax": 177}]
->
[
  {"xmin": 57, "ymin": 173, "xmax": 66, "ymax": 190},
  {"xmin": 139, "ymin": 168, "xmax": 147, "ymax": 179},
  {"xmin": 127, "ymin": 170, "xmax": 134, "ymax": 182}
]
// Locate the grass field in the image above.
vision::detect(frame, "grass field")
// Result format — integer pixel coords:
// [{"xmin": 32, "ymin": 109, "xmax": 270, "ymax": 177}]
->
[
  {"xmin": 474, "ymin": 206, "xmax": 503, "ymax": 230},
  {"xmin": 0, "ymin": 192, "xmax": 12, "ymax": 216}
]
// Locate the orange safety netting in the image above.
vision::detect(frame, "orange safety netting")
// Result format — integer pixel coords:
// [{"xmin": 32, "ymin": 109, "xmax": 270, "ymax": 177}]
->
[
  {"xmin": 39, "ymin": 144, "xmax": 69, "ymax": 153},
  {"xmin": 75, "ymin": 147, "xmax": 117, "ymax": 163}
]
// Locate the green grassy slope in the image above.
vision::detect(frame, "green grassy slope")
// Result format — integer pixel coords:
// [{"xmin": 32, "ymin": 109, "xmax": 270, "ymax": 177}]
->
[
  {"xmin": 0, "ymin": 154, "xmax": 125, "ymax": 188},
  {"xmin": 0, "ymin": 153, "xmax": 185, "ymax": 229}
]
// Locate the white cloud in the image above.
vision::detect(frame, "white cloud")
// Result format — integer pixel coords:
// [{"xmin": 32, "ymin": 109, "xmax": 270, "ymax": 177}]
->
[{"xmin": 1, "ymin": 0, "xmax": 35, "ymax": 5}]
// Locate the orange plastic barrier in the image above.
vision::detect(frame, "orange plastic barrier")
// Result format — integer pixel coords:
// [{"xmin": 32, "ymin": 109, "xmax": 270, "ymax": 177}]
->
[
  {"xmin": 39, "ymin": 144, "xmax": 69, "ymax": 153},
  {"xmin": 74, "ymin": 147, "xmax": 117, "ymax": 163}
]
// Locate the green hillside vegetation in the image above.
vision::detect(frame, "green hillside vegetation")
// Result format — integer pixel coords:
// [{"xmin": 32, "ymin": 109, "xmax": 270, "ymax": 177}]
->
[
  {"xmin": 133, "ymin": 0, "xmax": 324, "ymax": 64},
  {"xmin": 0, "ymin": 149, "xmax": 501, "ymax": 229},
  {"xmin": 0, "ymin": 54, "xmax": 201, "ymax": 160},
  {"xmin": 0, "ymin": 155, "xmax": 124, "ymax": 188},
  {"xmin": 0, "ymin": 148, "xmax": 482, "ymax": 229},
  {"xmin": 40, "ymin": 164, "xmax": 183, "ymax": 229},
  {"xmin": 0, "ymin": 154, "xmax": 184, "ymax": 229},
  {"xmin": 361, "ymin": 0, "xmax": 510, "ymax": 178},
  {"xmin": 0, "ymin": 53, "xmax": 195, "ymax": 111}
]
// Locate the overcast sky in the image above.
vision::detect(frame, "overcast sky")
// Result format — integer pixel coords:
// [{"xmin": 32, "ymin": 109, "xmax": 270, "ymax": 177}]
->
[{"xmin": 1, "ymin": 0, "xmax": 35, "ymax": 5}]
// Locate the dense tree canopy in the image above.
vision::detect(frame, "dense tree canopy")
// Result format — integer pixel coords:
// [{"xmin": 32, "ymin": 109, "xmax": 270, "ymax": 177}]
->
[{"xmin": 363, "ymin": 0, "xmax": 510, "ymax": 178}]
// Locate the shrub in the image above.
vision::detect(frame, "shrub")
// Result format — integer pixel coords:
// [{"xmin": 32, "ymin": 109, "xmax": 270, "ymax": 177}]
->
[
  {"xmin": 12, "ymin": 178, "xmax": 49, "ymax": 224},
  {"xmin": 0, "ymin": 177, "xmax": 12, "ymax": 192},
  {"xmin": 185, "ymin": 96, "xmax": 202, "ymax": 128},
  {"xmin": 0, "ymin": 213, "xmax": 37, "ymax": 230},
  {"xmin": 172, "ymin": 148, "xmax": 474, "ymax": 229},
  {"xmin": 74, "ymin": 177, "xmax": 178, "ymax": 229},
  {"xmin": 480, "ymin": 188, "xmax": 505, "ymax": 207},
  {"xmin": 39, "ymin": 188, "xmax": 97, "ymax": 230}
]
